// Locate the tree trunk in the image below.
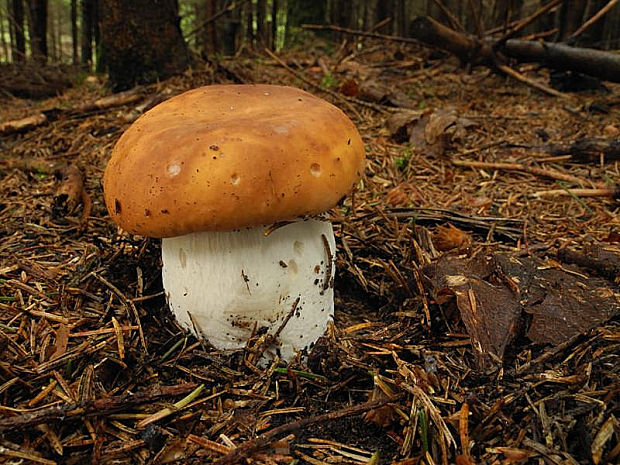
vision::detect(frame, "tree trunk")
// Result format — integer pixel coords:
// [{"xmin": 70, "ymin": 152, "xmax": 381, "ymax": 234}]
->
[
  {"xmin": 557, "ymin": 0, "xmax": 587, "ymax": 41},
  {"xmin": 93, "ymin": 0, "xmax": 102, "ymax": 72},
  {"xmin": 48, "ymin": 2, "xmax": 56, "ymax": 61},
  {"xmin": 286, "ymin": 0, "xmax": 326, "ymax": 46},
  {"xmin": 256, "ymin": 0, "xmax": 267, "ymax": 47},
  {"xmin": 202, "ymin": 0, "xmax": 218, "ymax": 54},
  {"xmin": 245, "ymin": 0, "xmax": 254, "ymax": 49},
  {"xmin": 27, "ymin": 0, "xmax": 47, "ymax": 62},
  {"xmin": 0, "ymin": 6, "xmax": 8, "ymax": 61},
  {"xmin": 71, "ymin": 0, "xmax": 78, "ymax": 64},
  {"xmin": 81, "ymin": 0, "xmax": 93, "ymax": 67},
  {"xmin": 55, "ymin": 2, "xmax": 62, "ymax": 61},
  {"xmin": 409, "ymin": 16, "xmax": 620, "ymax": 83},
  {"xmin": 395, "ymin": 0, "xmax": 406, "ymax": 36},
  {"xmin": 8, "ymin": 0, "xmax": 26, "ymax": 62},
  {"xmin": 100, "ymin": 0, "xmax": 189, "ymax": 91},
  {"xmin": 271, "ymin": 0, "xmax": 279, "ymax": 49},
  {"xmin": 601, "ymin": 0, "xmax": 620, "ymax": 49}
]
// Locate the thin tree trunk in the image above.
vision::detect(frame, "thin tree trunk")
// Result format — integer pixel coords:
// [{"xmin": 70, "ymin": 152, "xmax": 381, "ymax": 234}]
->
[
  {"xmin": 0, "ymin": 8, "xmax": 8, "ymax": 61},
  {"xmin": 271, "ymin": 0, "xmax": 278, "ymax": 49},
  {"xmin": 256, "ymin": 0, "xmax": 267, "ymax": 47},
  {"xmin": 81, "ymin": 0, "xmax": 93, "ymax": 67},
  {"xmin": 202, "ymin": 0, "xmax": 218, "ymax": 54},
  {"xmin": 56, "ymin": 1, "xmax": 62, "ymax": 61},
  {"xmin": 48, "ymin": 2, "xmax": 56, "ymax": 61},
  {"xmin": 8, "ymin": 0, "xmax": 25, "ymax": 62},
  {"xmin": 71, "ymin": 0, "xmax": 77, "ymax": 64},
  {"xmin": 557, "ymin": 0, "xmax": 586, "ymax": 41},
  {"xmin": 93, "ymin": 0, "xmax": 102, "ymax": 71},
  {"xmin": 245, "ymin": 0, "xmax": 254, "ymax": 49},
  {"xmin": 27, "ymin": 0, "xmax": 48, "ymax": 62}
]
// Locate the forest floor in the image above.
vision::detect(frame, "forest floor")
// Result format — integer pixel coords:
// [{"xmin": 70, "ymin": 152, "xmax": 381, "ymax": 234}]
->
[{"xmin": 0, "ymin": 40, "xmax": 618, "ymax": 465}]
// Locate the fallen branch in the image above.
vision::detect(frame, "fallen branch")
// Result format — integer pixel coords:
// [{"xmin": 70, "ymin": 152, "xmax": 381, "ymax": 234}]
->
[
  {"xmin": 0, "ymin": 88, "xmax": 144, "ymax": 136},
  {"xmin": 452, "ymin": 159, "xmax": 603, "ymax": 187},
  {"xmin": 496, "ymin": 63, "xmax": 569, "ymax": 99},
  {"xmin": 0, "ymin": 113, "xmax": 47, "ymax": 135},
  {"xmin": 214, "ymin": 396, "xmax": 402, "ymax": 465},
  {"xmin": 0, "ymin": 383, "xmax": 197, "ymax": 433},
  {"xmin": 409, "ymin": 16, "xmax": 620, "ymax": 83},
  {"xmin": 568, "ymin": 0, "xmax": 619, "ymax": 41},
  {"xmin": 532, "ymin": 187, "xmax": 618, "ymax": 199},
  {"xmin": 493, "ymin": 0, "xmax": 563, "ymax": 48}
]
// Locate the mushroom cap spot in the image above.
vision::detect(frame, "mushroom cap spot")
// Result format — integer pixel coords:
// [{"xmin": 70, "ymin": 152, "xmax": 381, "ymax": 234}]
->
[{"xmin": 103, "ymin": 84, "xmax": 365, "ymax": 238}]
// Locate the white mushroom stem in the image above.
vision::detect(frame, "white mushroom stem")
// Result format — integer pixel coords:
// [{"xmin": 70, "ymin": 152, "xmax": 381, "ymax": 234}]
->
[{"xmin": 161, "ymin": 219, "xmax": 336, "ymax": 361}]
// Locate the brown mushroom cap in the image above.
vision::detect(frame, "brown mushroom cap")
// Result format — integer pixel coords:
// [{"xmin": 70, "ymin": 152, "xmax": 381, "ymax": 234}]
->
[{"xmin": 103, "ymin": 84, "xmax": 365, "ymax": 237}]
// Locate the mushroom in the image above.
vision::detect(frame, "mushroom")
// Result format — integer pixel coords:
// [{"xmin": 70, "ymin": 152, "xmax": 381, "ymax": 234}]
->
[{"xmin": 103, "ymin": 84, "xmax": 365, "ymax": 361}]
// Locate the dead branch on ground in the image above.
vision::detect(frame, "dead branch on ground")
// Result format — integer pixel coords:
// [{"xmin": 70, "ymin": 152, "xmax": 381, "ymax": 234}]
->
[
  {"xmin": 452, "ymin": 159, "xmax": 606, "ymax": 187},
  {"xmin": 0, "ymin": 89, "xmax": 144, "ymax": 136},
  {"xmin": 0, "ymin": 383, "xmax": 197, "ymax": 433}
]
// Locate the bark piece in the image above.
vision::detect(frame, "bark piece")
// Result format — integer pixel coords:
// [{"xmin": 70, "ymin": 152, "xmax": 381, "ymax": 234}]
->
[
  {"xmin": 494, "ymin": 254, "xmax": 619, "ymax": 345},
  {"xmin": 547, "ymin": 137, "xmax": 620, "ymax": 163},
  {"xmin": 53, "ymin": 164, "xmax": 92, "ymax": 229},
  {"xmin": 423, "ymin": 252, "xmax": 619, "ymax": 365},
  {"xmin": 424, "ymin": 255, "xmax": 520, "ymax": 366},
  {"xmin": 558, "ymin": 245, "xmax": 620, "ymax": 281}
]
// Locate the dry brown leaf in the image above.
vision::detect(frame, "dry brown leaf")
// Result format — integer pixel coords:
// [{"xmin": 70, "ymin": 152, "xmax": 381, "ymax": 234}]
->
[
  {"xmin": 339, "ymin": 78, "xmax": 359, "ymax": 97},
  {"xmin": 434, "ymin": 224, "xmax": 472, "ymax": 251},
  {"xmin": 50, "ymin": 324, "xmax": 69, "ymax": 361}
]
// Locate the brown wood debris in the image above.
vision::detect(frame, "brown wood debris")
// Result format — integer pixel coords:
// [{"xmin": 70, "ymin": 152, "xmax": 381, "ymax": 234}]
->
[{"xmin": 423, "ymin": 251, "xmax": 619, "ymax": 365}]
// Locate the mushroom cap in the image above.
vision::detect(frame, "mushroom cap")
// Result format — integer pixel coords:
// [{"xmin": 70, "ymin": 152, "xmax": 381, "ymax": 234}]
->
[{"xmin": 103, "ymin": 84, "xmax": 365, "ymax": 237}]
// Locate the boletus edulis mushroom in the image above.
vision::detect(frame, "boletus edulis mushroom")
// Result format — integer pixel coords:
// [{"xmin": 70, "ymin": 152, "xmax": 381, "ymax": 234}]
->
[{"xmin": 103, "ymin": 84, "xmax": 365, "ymax": 361}]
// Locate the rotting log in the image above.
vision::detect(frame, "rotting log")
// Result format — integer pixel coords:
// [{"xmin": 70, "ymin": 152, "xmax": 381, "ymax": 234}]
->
[{"xmin": 409, "ymin": 16, "xmax": 620, "ymax": 83}]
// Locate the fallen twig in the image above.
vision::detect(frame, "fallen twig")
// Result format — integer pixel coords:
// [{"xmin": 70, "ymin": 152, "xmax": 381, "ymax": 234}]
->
[
  {"xmin": 214, "ymin": 396, "xmax": 402, "ymax": 465},
  {"xmin": 496, "ymin": 63, "xmax": 570, "ymax": 99},
  {"xmin": 493, "ymin": 0, "xmax": 563, "ymax": 48},
  {"xmin": 0, "ymin": 383, "xmax": 197, "ymax": 433},
  {"xmin": 452, "ymin": 159, "xmax": 602, "ymax": 187},
  {"xmin": 568, "ymin": 0, "xmax": 619, "ymax": 41},
  {"xmin": 532, "ymin": 187, "xmax": 618, "ymax": 199}
]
